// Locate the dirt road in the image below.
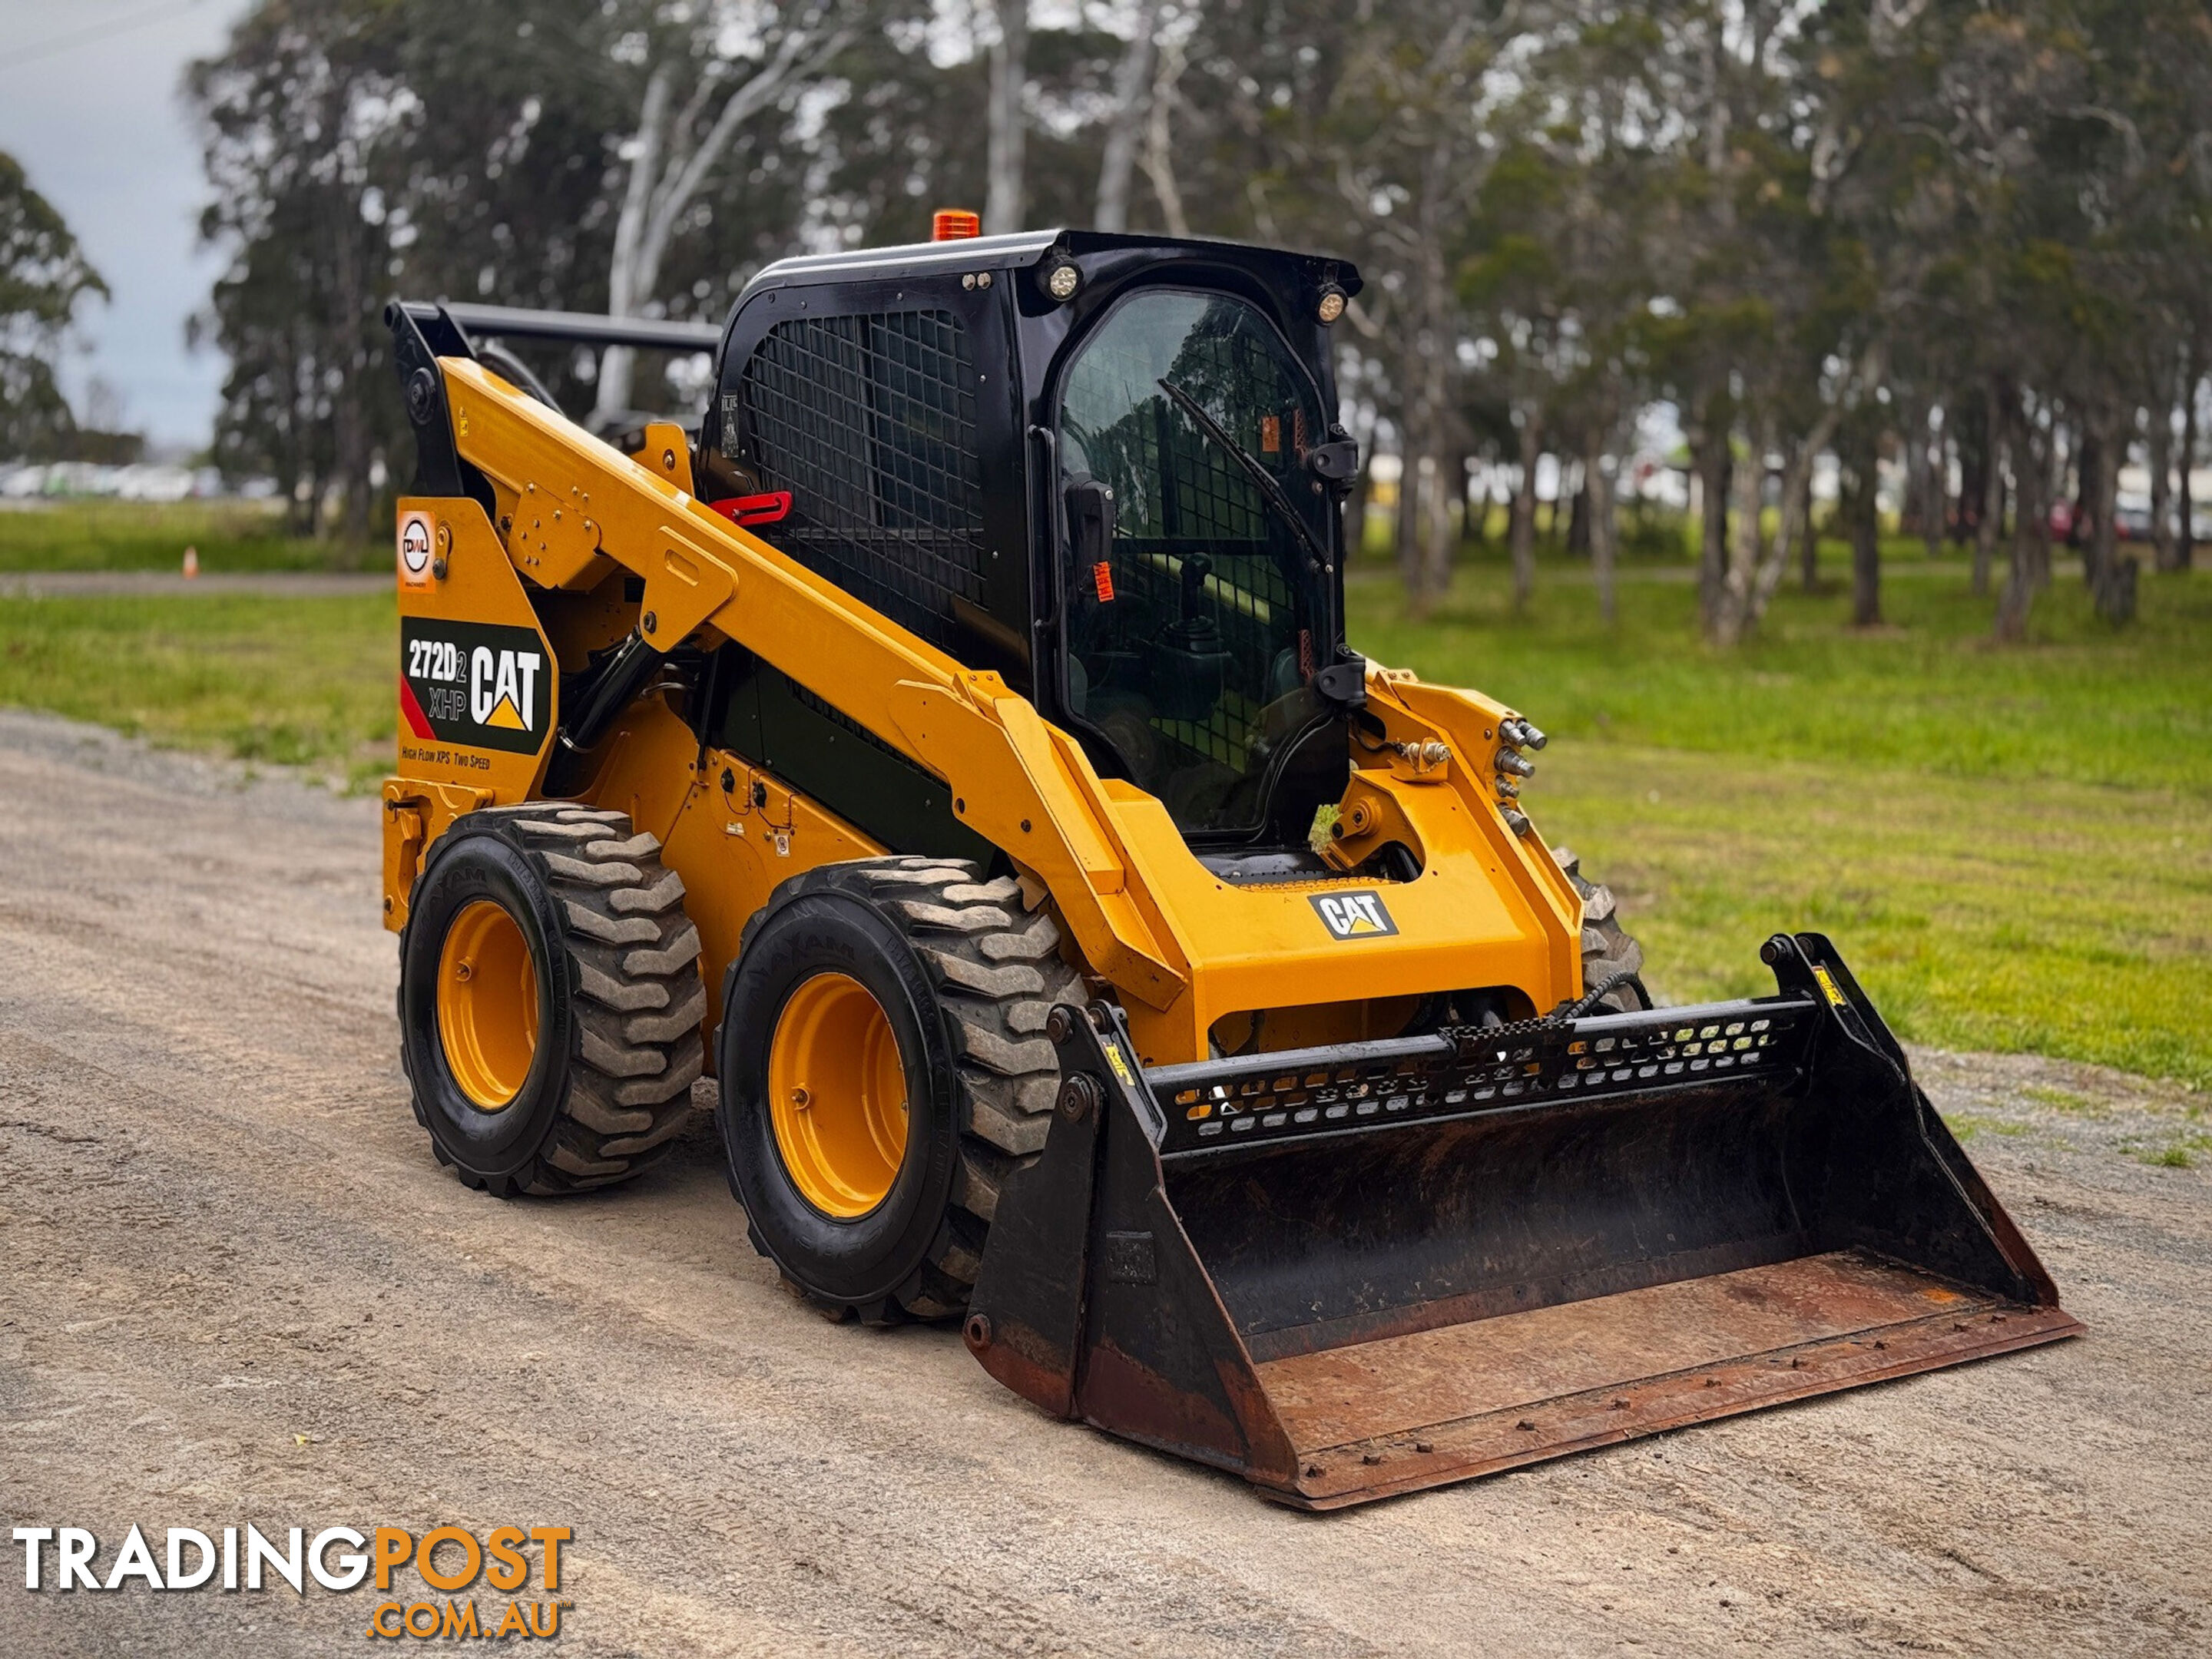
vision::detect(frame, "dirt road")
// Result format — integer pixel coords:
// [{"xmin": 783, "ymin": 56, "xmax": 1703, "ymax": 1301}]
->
[{"xmin": 2, "ymin": 709, "xmax": 2206, "ymax": 1657}]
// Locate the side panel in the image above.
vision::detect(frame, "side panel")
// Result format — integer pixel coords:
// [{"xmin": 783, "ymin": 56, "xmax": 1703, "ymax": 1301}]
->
[
  {"xmin": 730, "ymin": 650, "xmax": 998, "ymax": 866},
  {"xmin": 568, "ymin": 692, "xmax": 889, "ymax": 1062},
  {"xmin": 382, "ymin": 496, "xmax": 557, "ymax": 929}
]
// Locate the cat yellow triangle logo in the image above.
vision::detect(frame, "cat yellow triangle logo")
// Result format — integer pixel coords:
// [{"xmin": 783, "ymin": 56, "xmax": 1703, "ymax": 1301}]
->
[
  {"xmin": 485, "ymin": 694, "xmax": 527, "ymax": 730},
  {"xmin": 1344, "ymin": 913, "xmax": 1382, "ymax": 934}
]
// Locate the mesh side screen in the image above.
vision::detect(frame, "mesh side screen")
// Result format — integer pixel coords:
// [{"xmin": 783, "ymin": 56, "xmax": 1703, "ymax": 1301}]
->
[{"xmin": 740, "ymin": 310, "xmax": 987, "ymax": 647}]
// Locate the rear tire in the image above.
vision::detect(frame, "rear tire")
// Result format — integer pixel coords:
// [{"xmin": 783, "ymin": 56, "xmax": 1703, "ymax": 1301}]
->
[
  {"xmin": 1552, "ymin": 846, "xmax": 1651, "ymax": 1012},
  {"xmin": 399, "ymin": 806, "xmax": 705, "ymax": 1196},
  {"xmin": 717, "ymin": 857, "xmax": 1081, "ymax": 1323}
]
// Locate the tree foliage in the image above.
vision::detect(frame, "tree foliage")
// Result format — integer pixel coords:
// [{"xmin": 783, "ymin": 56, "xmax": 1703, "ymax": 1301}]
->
[
  {"xmin": 187, "ymin": 0, "xmax": 2212, "ymax": 641},
  {"xmin": 0, "ymin": 151, "xmax": 108, "ymax": 460}
]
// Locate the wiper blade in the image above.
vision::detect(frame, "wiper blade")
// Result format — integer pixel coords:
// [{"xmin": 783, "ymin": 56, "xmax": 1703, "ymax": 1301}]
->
[{"xmin": 1156, "ymin": 377, "xmax": 1331, "ymax": 572}]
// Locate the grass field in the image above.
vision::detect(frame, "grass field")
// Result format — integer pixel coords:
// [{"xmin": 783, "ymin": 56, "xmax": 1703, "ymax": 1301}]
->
[
  {"xmin": 1349, "ymin": 550, "xmax": 2210, "ymax": 1091},
  {"xmin": 0, "ymin": 498, "xmax": 343, "ymax": 572},
  {"xmin": 0, "ymin": 591, "xmax": 396, "ymax": 788},
  {"xmin": 1, "ymin": 507, "xmax": 2204, "ymax": 1092}
]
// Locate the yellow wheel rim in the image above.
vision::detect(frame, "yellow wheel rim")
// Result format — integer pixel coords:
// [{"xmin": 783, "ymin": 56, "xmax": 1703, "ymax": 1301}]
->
[
  {"xmin": 767, "ymin": 972, "xmax": 909, "ymax": 1218},
  {"xmin": 436, "ymin": 899, "xmax": 540, "ymax": 1110}
]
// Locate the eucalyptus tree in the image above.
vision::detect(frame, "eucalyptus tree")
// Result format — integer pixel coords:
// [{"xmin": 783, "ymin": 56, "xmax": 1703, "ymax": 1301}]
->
[
  {"xmin": 0, "ymin": 152, "xmax": 107, "ymax": 460},
  {"xmin": 591, "ymin": 2, "xmax": 862, "ymax": 423}
]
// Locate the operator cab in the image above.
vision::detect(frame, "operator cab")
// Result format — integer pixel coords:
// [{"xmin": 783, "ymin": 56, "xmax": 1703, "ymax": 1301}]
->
[{"xmin": 699, "ymin": 228, "xmax": 1367, "ymax": 863}]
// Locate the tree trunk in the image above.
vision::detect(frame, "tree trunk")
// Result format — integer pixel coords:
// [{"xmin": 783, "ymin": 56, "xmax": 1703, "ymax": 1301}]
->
[
  {"xmin": 2149, "ymin": 397, "xmax": 2177, "ymax": 571},
  {"xmin": 1847, "ymin": 422, "xmax": 1881, "ymax": 627},
  {"xmin": 2180, "ymin": 332, "xmax": 2199, "ymax": 573},
  {"xmin": 1395, "ymin": 449, "xmax": 1421, "ymax": 594},
  {"xmin": 1565, "ymin": 466, "xmax": 1590, "ymax": 556},
  {"xmin": 326, "ymin": 189, "xmax": 373, "ymax": 545},
  {"xmin": 2075, "ymin": 426, "xmax": 2103, "ymax": 590},
  {"xmin": 2088, "ymin": 407, "xmax": 2131, "ymax": 624},
  {"xmin": 594, "ymin": 64, "xmax": 674, "ymax": 423},
  {"xmin": 1994, "ymin": 412, "xmax": 2048, "ymax": 643},
  {"xmin": 1587, "ymin": 448, "xmax": 1618, "ymax": 624},
  {"xmin": 1509, "ymin": 412, "xmax": 1541, "ymax": 613},
  {"xmin": 1138, "ymin": 38, "xmax": 1188, "ymax": 237},
  {"xmin": 2065, "ymin": 422, "xmax": 2090, "ymax": 551},
  {"xmin": 1747, "ymin": 433, "xmax": 1828, "ymax": 628},
  {"xmin": 1732, "ymin": 346, "xmax": 1876, "ymax": 637},
  {"xmin": 1954, "ymin": 406, "xmax": 1982, "ymax": 550},
  {"xmin": 593, "ymin": 25, "xmax": 838, "ymax": 426},
  {"xmin": 1091, "ymin": 0, "xmax": 1160, "ymax": 230},
  {"xmin": 1898, "ymin": 416, "xmax": 1919, "ymax": 541},
  {"xmin": 986, "ymin": 0, "xmax": 1030, "ymax": 233},
  {"xmin": 1419, "ymin": 432, "xmax": 1456, "ymax": 605},
  {"xmin": 1796, "ymin": 455, "xmax": 1817, "ymax": 591},
  {"xmin": 1711, "ymin": 415, "xmax": 1768, "ymax": 645},
  {"xmin": 1973, "ymin": 378, "xmax": 2004, "ymax": 598},
  {"xmin": 1694, "ymin": 423, "xmax": 1730, "ymax": 634},
  {"xmin": 1926, "ymin": 423, "xmax": 1946, "ymax": 560}
]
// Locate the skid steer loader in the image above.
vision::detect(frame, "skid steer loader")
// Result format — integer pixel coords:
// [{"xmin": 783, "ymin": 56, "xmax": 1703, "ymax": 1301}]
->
[{"xmin": 379, "ymin": 220, "xmax": 2079, "ymax": 1508}]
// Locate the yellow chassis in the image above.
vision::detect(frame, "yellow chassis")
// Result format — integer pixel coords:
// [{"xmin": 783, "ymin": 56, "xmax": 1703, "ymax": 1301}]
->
[{"xmin": 383, "ymin": 357, "xmax": 1584, "ymax": 1067}]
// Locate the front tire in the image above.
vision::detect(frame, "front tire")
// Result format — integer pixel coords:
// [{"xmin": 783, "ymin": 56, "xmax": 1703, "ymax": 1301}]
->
[
  {"xmin": 399, "ymin": 806, "xmax": 706, "ymax": 1195},
  {"xmin": 717, "ymin": 858, "xmax": 1079, "ymax": 1322},
  {"xmin": 1553, "ymin": 846, "xmax": 1650, "ymax": 1012}
]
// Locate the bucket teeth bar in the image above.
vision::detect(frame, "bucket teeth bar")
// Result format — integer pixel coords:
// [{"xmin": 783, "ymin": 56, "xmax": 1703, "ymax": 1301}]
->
[
  {"xmin": 1150, "ymin": 996, "xmax": 1820, "ymax": 1158},
  {"xmin": 963, "ymin": 932, "xmax": 2082, "ymax": 1509}
]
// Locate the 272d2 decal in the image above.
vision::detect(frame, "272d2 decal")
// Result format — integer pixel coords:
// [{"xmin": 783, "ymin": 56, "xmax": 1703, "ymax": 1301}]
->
[{"xmin": 400, "ymin": 620, "xmax": 551, "ymax": 757}]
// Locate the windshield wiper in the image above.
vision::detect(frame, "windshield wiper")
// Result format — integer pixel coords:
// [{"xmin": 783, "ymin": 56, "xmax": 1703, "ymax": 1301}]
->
[{"xmin": 1156, "ymin": 377, "xmax": 1332, "ymax": 573}]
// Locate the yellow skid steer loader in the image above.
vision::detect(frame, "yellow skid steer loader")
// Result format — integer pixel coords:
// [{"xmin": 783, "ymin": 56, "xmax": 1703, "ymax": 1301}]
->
[{"xmin": 379, "ymin": 223, "xmax": 2079, "ymax": 1508}]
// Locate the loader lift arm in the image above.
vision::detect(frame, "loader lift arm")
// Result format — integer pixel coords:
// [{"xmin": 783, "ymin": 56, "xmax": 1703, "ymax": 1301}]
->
[{"xmin": 405, "ymin": 317, "xmax": 1190, "ymax": 1010}]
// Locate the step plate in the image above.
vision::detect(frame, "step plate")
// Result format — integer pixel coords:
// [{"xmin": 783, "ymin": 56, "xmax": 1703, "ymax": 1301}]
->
[{"xmin": 1253, "ymin": 1250, "xmax": 2085, "ymax": 1509}]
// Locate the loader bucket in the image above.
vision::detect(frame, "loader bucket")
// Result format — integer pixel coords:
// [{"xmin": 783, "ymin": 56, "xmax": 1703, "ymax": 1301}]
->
[{"xmin": 964, "ymin": 933, "xmax": 2082, "ymax": 1508}]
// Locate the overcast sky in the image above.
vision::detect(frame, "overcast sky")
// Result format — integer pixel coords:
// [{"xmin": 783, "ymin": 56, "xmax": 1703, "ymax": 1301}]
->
[{"xmin": 1, "ymin": 0, "xmax": 257, "ymax": 452}]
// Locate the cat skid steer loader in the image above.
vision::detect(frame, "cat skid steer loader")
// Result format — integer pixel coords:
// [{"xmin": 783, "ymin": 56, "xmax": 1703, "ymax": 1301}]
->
[{"xmin": 379, "ymin": 223, "xmax": 2078, "ymax": 1508}]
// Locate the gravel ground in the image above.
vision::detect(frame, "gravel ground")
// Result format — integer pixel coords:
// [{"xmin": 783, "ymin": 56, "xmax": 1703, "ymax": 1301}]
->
[{"xmin": 1, "ymin": 707, "xmax": 2205, "ymax": 1657}]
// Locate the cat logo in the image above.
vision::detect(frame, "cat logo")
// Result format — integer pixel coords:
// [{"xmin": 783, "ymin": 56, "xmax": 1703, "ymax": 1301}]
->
[
  {"xmin": 1310, "ymin": 889, "xmax": 1399, "ymax": 941},
  {"xmin": 471, "ymin": 646, "xmax": 541, "ymax": 732}
]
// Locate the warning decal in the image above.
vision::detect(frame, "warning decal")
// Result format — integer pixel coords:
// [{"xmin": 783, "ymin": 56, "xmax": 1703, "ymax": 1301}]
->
[
  {"xmin": 400, "ymin": 618, "xmax": 551, "ymax": 756},
  {"xmin": 397, "ymin": 510, "xmax": 434, "ymax": 589}
]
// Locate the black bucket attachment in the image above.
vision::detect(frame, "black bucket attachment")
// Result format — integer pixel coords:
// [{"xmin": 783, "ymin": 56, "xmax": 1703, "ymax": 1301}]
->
[{"xmin": 964, "ymin": 933, "xmax": 2082, "ymax": 1508}]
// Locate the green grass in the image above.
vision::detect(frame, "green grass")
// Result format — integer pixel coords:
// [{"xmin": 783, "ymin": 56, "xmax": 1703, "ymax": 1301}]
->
[
  {"xmin": 1346, "ymin": 558, "xmax": 2212, "ymax": 1090},
  {"xmin": 1347, "ymin": 555, "xmax": 2212, "ymax": 796},
  {"xmin": 0, "ymin": 592, "xmax": 396, "ymax": 787},
  {"xmin": 0, "ymin": 498, "xmax": 346, "ymax": 572},
  {"xmin": 0, "ymin": 502, "xmax": 2204, "ymax": 1090}
]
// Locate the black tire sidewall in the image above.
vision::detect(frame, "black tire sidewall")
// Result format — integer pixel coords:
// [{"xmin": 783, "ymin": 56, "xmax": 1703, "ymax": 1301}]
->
[
  {"xmin": 717, "ymin": 886, "xmax": 959, "ymax": 1305},
  {"xmin": 399, "ymin": 825, "xmax": 578, "ymax": 1180}
]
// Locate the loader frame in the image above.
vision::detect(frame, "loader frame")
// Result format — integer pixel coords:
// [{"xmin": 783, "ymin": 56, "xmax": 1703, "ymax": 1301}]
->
[
  {"xmin": 379, "ymin": 236, "xmax": 2081, "ymax": 1508},
  {"xmin": 381, "ymin": 287, "xmax": 1584, "ymax": 1069}
]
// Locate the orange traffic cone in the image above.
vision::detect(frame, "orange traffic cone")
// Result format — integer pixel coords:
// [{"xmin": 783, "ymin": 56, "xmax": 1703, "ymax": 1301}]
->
[{"xmin": 182, "ymin": 546, "xmax": 200, "ymax": 578}]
